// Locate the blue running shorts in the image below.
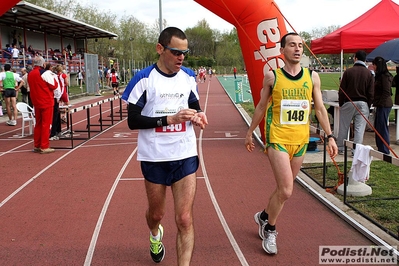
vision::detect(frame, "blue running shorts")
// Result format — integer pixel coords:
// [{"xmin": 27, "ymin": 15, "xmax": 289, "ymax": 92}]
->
[{"xmin": 141, "ymin": 156, "xmax": 199, "ymax": 186}]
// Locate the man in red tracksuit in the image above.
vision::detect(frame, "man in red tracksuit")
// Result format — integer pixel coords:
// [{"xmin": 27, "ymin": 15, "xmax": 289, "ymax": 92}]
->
[{"xmin": 28, "ymin": 56, "xmax": 59, "ymax": 154}]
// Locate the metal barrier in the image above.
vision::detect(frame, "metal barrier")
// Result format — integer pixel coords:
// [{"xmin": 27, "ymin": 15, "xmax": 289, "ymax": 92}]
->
[
  {"xmin": 342, "ymin": 140, "xmax": 399, "ymax": 240},
  {"xmin": 300, "ymin": 125, "xmax": 335, "ymax": 189},
  {"xmin": 52, "ymin": 95, "xmax": 127, "ymax": 149}
]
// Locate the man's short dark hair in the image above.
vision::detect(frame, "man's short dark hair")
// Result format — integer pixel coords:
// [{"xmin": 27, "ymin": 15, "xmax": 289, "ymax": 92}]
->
[
  {"xmin": 355, "ymin": 50, "xmax": 367, "ymax": 62},
  {"xmin": 4, "ymin": 64, "xmax": 11, "ymax": 71},
  {"xmin": 158, "ymin": 27, "xmax": 187, "ymax": 46},
  {"xmin": 281, "ymin": 32, "xmax": 300, "ymax": 48}
]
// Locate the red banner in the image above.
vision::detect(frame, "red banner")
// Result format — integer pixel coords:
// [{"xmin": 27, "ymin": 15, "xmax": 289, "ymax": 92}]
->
[{"xmin": 194, "ymin": 0, "xmax": 287, "ymax": 142}]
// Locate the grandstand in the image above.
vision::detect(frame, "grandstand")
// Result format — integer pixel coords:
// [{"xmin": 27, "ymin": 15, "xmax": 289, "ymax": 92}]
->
[{"xmin": 0, "ymin": 1, "xmax": 117, "ymax": 77}]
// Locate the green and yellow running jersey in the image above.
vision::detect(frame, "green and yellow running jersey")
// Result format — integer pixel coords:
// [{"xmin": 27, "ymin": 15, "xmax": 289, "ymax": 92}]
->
[{"xmin": 265, "ymin": 68, "xmax": 313, "ymax": 145}]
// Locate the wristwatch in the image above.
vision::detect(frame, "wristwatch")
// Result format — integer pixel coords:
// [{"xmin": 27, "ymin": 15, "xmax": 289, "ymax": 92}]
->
[{"xmin": 326, "ymin": 134, "xmax": 337, "ymax": 141}]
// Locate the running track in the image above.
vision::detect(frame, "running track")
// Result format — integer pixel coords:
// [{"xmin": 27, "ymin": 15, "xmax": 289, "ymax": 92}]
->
[{"xmin": 0, "ymin": 79, "xmax": 374, "ymax": 265}]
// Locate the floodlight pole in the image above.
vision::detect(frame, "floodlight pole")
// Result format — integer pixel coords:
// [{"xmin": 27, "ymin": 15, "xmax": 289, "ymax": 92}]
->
[
  {"xmin": 159, "ymin": 0, "xmax": 163, "ymax": 34},
  {"xmin": 129, "ymin": 37, "xmax": 134, "ymax": 80}
]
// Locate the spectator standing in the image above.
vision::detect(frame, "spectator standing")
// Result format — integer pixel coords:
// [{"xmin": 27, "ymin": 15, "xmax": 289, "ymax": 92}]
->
[
  {"xmin": 103, "ymin": 66, "xmax": 108, "ymax": 84},
  {"xmin": 371, "ymin": 56, "xmax": 393, "ymax": 154},
  {"xmin": 98, "ymin": 68, "xmax": 103, "ymax": 87},
  {"xmin": 11, "ymin": 45, "xmax": 20, "ymax": 65},
  {"xmin": 0, "ymin": 64, "xmax": 24, "ymax": 126},
  {"xmin": 56, "ymin": 64, "xmax": 70, "ymax": 123},
  {"xmin": 337, "ymin": 50, "xmax": 374, "ymax": 154},
  {"xmin": 392, "ymin": 66, "xmax": 399, "ymax": 125},
  {"xmin": 26, "ymin": 54, "xmax": 33, "ymax": 66},
  {"xmin": 78, "ymin": 68, "xmax": 84, "ymax": 89},
  {"xmin": 106, "ymin": 66, "xmax": 112, "ymax": 87},
  {"xmin": 20, "ymin": 68, "xmax": 29, "ymax": 104},
  {"xmin": 28, "ymin": 56, "xmax": 58, "ymax": 154},
  {"xmin": 245, "ymin": 32, "xmax": 337, "ymax": 255},
  {"xmin": 49, "ymin": 64, "xmax": 62, "ymax": 141},
  {"xmin": 109, "ymin": 68, "xmax": 119, "ymax": 95},
  {"xmin": 28, "ymin": 45, "xmax": 34, "ymax": 54},
  {"xmin": 17, "ymin": 33, "xmax": 22, "ymax": 47},
  {"xmin": 122, "ymin": 26, "xmax": 208, "ymax": 265},
  {"xmin": 24, "ymin": 67, "xmax": 34, "ymax": 107},
  {"xmin": 55, "ymin": 65, "xmax": 70, "ymax": 106},
  {"xmin": 4, "ymin": 44, "xmax": 12, "ymax": 59}
]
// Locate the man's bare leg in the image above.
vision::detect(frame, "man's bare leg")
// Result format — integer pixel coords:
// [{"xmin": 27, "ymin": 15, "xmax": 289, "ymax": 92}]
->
[
  {"xmin": 266, "ymin": 148, "xmax": 305, "ymax": 225},
  {"xmin": 171, "ymin": 173, "xmax": 197, "ymax": 266}
]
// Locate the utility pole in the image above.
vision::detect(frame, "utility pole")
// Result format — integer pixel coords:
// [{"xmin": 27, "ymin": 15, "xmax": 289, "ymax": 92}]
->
[
  {"xmin": 129, "ymin": 37, "xmax": 134, "ymax": 80},
  {"xmin": 159, "ymin": 0, "xmax": 163, "ymax": 33}
]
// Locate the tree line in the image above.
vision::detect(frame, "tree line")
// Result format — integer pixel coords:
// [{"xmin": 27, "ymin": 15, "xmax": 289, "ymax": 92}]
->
[{"xmin": 26, "ymin": 0, "xmax": 340, "ymax": 73}]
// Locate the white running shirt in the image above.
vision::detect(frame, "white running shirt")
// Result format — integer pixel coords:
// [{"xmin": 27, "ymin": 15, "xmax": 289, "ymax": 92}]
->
[{"xmin": 122, "ymin": 64, "xmax": 200, "ymax": 162}]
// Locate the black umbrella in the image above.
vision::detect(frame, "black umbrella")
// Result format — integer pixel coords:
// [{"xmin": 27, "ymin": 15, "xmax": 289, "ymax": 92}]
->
[{"xmin": 366, "ymin": 38, "xmax": 399, "ymax": 63}]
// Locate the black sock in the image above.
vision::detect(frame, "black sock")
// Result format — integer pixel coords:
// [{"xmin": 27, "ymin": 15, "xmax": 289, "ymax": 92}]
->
[
  {"xmin": 260, "ymin": 210, "xmax": 268, "ymax": 221},
  {"xmin": 265, "ymin": 223, "xmax": 276, "ymax": 232}
]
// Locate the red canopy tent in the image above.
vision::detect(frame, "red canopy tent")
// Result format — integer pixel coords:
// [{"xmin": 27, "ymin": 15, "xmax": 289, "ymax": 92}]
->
[{"xmin": 310, "ymin": 0, "xmax": 399, "ymax": 54}]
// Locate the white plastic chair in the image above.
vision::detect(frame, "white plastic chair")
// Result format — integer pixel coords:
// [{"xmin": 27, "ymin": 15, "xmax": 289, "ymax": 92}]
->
[{"xmin": 16, "ymin": 102, "xmax": 35, "ymax": 137}]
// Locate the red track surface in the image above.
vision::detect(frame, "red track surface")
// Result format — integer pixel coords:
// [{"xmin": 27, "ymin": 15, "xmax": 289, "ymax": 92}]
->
[{"xmin": 0, "ymin": 80, "xmax": 373, "ymax": 265}]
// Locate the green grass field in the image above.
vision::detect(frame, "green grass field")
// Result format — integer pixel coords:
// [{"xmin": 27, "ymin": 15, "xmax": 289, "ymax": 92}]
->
[
  {"xmin": 319, "ymin": 72, "xmax": 398, "ymax": 96},
  {"xmin": 301, "ymin": 161, "xmax": 399, "ymax": 237}
]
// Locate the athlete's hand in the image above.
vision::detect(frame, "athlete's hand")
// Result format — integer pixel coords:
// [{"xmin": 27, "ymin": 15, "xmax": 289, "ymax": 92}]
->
[
  {"xmin": 168, "ymin": 109, "xmax": 197, "ymax": 125},
  {"xmin": 327, "ymin": 138, "xmax": 338, "ymax": 158},
  {"xmin": 245, "ymin": 133, "xmax": 255, "ymax": 152},
  {"xmin": 191, "ymin": 111, "xmax": 208, "ymax": 129}
]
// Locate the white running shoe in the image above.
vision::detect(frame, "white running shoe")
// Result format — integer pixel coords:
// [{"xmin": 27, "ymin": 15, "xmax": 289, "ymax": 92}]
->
[
  {"xmin": 254, "ymin": 212, "xmax": 267, "ymax": 239},
  {"xmin": 262, "ymin": 227, "xmax": 278, "ymax": 255}
]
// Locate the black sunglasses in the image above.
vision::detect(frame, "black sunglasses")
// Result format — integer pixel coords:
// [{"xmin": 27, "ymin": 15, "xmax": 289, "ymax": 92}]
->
[{"xmin": 162, "ymin": 44, "xmax": 189, "ymax": 56}]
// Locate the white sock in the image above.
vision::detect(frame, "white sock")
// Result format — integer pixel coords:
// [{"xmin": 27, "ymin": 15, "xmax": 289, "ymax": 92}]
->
[{"xmin": 150, "ymin": 230, "xmax": 160, "ymax": 241}]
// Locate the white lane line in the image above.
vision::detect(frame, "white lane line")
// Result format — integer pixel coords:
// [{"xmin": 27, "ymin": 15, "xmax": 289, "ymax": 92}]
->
[
  {"xmin": 0, "ymin": 140, "xmax": 33, "ymax": 157},
  {"xmin": 0, "ymin": 147, "xmax": 75, "ymax": 208},
  {"xmin": 84, "ymin": 147, "xmax": 138, "ymax": 266},
  {"xmin": 198, "ymin": 81, "xmax": 249, "ymax": 265},
  {"xmin": 0, "ymin": 118, "xmax": 127, "ymax": 209},
  {"xmin": 0, "ymin": 101, "xmax": 122, "ymax": 156},
  {"xmin": 0, "ymin": 103, "xmax": 125, "ymax": 206}
]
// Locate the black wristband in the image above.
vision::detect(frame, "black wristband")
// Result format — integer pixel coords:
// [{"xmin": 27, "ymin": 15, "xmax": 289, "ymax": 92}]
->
[
  {"xmin": 161, "ymin": 116, "xmax": 168, "ymax": 126},
  {"xmin": 156, "ymin": 117, "xmax": 168, "ymax": 127},
  {"xmin": 327, "ymin": 134, "xmax": 337, "ymax": 141}
]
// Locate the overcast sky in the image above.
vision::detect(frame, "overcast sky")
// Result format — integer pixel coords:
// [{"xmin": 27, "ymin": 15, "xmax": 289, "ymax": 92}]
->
[{"xmin": 81, "ymin": 0, "xmax": 398, "ymax": 33}]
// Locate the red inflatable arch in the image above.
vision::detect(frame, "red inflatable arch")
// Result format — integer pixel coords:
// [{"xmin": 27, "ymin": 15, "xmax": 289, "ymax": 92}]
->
[
  {"xmin": 195, "ymin": 0, "xmax": 288, "ymax": 142},
  {"xmin": 0, "ymin": 1, "xmax": 20, "ymax": 17}
]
